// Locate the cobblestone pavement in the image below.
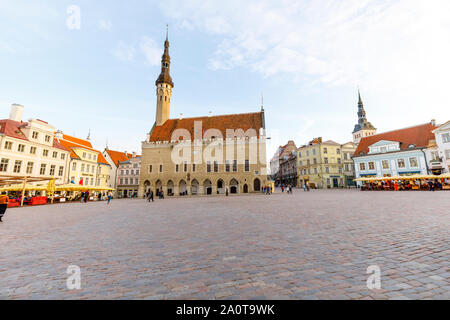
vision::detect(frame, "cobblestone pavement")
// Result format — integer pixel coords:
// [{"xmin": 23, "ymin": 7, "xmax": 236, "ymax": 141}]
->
[{"xmin": 0, "ymin": 190, "xmax": 449, "ymax": 300}]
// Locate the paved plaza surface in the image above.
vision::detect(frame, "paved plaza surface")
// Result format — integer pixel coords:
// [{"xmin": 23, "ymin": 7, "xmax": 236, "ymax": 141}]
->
[{"xmin": 0, "ymin": 189, "xmax": 449, "ymax": 300}]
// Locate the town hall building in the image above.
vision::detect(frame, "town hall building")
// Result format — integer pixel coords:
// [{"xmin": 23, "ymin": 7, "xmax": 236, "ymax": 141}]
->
[{"xmin": 139, "ymin": 30, "xmax": 268, "ymax": 197}]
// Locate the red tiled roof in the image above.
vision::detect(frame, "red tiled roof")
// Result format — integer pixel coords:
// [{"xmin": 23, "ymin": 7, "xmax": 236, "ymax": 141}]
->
[
  {"xmin": 0, "ymin": 119, "xmax": 29, "ymax": 141},
  {"xmin": 58, "ymin": 135, "xmax": 109, "ymax": 165},
  {"xmin": 105, "ymin": 149, "xmax": 133, "ymax": 167},
  {"xmin": 354, "ymin": 122, "xmax": 436, "ymax": 156},
  {"xmin": 62, "ymin": 134, "xmax": 93, "ymax": 148},
  {"xmin": 0, "ymin": 119, "xmax": 68, "ymax": 151},
  {"xmin": 149, "ymin": 112, "xmax": 264, "ymax": 142}
]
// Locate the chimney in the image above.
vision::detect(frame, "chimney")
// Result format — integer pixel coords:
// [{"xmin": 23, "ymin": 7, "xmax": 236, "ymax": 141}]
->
[
  {"xmin": 132, "ymin": 152, "xmax": 136, "ymax": 158},
  {"xmin": 9, "ymin": 104, "xmax": 24, "ymax": 122},
  {"xmin": 179, "ymin": 113, "xmax": 183, "ymax": 120},
  {"xmin": 208, "ymin": 111, "xmax": 212, "ymax": 117},
  {"xmin": 431, "ymin": 119, "xmax": 436, "ymax": 126},
  {"xmin": 55, "ymin": 130, "xmax": 63, "ymax": 140}
]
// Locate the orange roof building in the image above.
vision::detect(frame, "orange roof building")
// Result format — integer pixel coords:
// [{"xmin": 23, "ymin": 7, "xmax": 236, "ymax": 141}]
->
[
  {"xmin": 55, "ymin": 132, "xmax": 111, "ymax": 188},
  {"xmin": 353, "ymin": 121, "xmax": 437, "ymax": 182},
  {"xmin": 102, "ymin": 149, "xmax": 140, "ymax": 191}
]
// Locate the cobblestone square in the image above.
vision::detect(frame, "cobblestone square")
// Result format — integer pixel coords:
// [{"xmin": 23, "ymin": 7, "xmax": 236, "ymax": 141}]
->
[{"xmin": 0, "ymin": 190, "xmax": 449, "ymax": 300}]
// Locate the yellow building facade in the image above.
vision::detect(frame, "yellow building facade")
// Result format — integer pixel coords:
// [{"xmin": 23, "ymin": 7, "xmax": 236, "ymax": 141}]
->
[
  {"xmin": 297, "ymin": 138, "xmax": 346, "ymax": 189},
  {"xmin": 56, "ymin": 132, "xmax": 111, "ymax": 189}
]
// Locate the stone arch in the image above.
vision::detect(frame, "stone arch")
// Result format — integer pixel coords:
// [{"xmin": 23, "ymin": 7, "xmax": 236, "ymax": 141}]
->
[
  {"xmin": 217, "ymin": 178, "xmax": 225, "ymax": 194},
  {"xmin": 191, "ymin": 179, "xmax": 199, "ymax": 195},
  {"xmin": 155, "ymin": 180, "xmax": 163, "ymax": 197},
  {"xmin": 203, "ymin": 179, "xmax": 212, "ymax": 195},
  {"xmin": 144, "ymin": 180, "xmax": 151, "ymax": 193},
  {"xmin": 253, "ymin": 178, "xmax": 261, "ymax": 192},
  {"xmin": 167, "ymin": 180, "xmax": 174, "ymax": 196},
  {"xmin": 179, "ymin": 179, "xmax": 187, "ymax": 195},
  {"xmin": 229, "ymin": 178, "xmax": 239, "ymax": 194}
]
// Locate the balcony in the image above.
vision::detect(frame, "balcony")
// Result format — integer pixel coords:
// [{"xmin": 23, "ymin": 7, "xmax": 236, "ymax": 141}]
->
[{"xmin": 430, "ymin": 157, "xmax": 443, "ymax": 169}]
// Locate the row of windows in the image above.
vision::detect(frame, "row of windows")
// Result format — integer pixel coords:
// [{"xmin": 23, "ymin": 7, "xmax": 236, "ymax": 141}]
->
[
  {"xmin": 299, "ymin": 157, "xmax": 342, "ymax": 166},
  {"xmin": 354, "ymin": 132, "xmax": 375, "ymax": 139},
  {"xmin": 72, "ymin": 162, "xmax": 97, "ymax": 173},
  {"xmin": 70, "ymin": 177, "xmax": 96, "ymax": 186},
  {"xmin": 148, "ymin": 160, "xmax": 251, "ymax": 174},
  {"xmin": 3, "ymin": 141, "xmax": 66, "ymax": 160},
  {"xmin": 119, "ymin": 178, "xmax": 139, "ymax": 185},
  {"xmin": 300, "ymin": 167, "xmax": 343, "ymax": 175},
  {"xmin": 0, "ymin": 158, "xmax": 64, "ymax": 176},
  {"xmin": 299, "ymin": 147, "xmax": 341, "ymax": 158},
  {"xmin": 31, "ymin": 131, "xmax": 52, "ymax": 143},
  {"xmin": 120, "ymin": 169, "xmax": 140, "ymax": 176},
  {"xmin": 81, "ymin": 152, "xmax": 97, "ymax": 161},
  {"xmin": 359, "ymin": 157, "xmax": 419, "ymax": 171}
]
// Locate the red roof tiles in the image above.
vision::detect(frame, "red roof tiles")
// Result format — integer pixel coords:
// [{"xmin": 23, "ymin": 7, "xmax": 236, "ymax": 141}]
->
[
  {"xmin": 58, "ymin": 134, "xmax": 109, "ymax": 165},
  {"xmin": 149, "ymin": 112, "xmax": 264, "ymax": 142},
  {"xmin": 105, "ymin": 149, "xmax": 134, "ymax": 167},
  {"xmin": 0, "ymin": 119, "xmax": 29, "ymax": 141},
  {"xmin": 354, "ymin": 122, "xmax": 436, "ymax": 156},
  {"xmin": 0, "ymin": 119, "xmax": 68, "ymax": 151}
]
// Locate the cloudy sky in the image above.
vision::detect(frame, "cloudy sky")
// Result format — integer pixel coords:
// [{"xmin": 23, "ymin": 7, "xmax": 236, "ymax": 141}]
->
[{"xmin": 1, "ymin": 0, "xmax": 450, "ymax": 157}]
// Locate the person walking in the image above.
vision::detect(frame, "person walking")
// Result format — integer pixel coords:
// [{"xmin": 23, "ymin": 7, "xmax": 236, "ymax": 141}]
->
[
  {"xmin": 0, "ymin": 192, "xmax": 9, "ymax": 222},
  {"xmin": 107, "ymin": 192, "xmax": 112, "ymax": 205},
  {"xmin": 80, "ymin": 191, "xmax": 85, "ymax": 203},
  {"xmin": 84, "ymin": 190, "xmax": 90, "ymax": 202},
  {"xmin": 150, "ymin": 189, "xmax": 154, "ymax": 202}
]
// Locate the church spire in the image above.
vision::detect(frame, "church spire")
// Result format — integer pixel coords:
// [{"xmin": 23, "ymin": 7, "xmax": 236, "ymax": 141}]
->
[
  {"xmin": 352, "ymin": 89, "xmax": 376, "ymax": 141},
  {"xmin": 155, "ymin": 26, "xmax": 174, "ymax": 126},
  {"xmin": 156, "ymin": 24, "xmax": 174, "ymax": 87}
]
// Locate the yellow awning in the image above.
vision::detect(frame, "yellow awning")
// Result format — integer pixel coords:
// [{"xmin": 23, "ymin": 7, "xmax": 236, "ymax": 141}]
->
[
  {"xmin": 0, "ymin": 184, "xmax": 48, "ymax": 192},
  {"xmin": 354, "ymin": 173, "xmax": 450, "ymax": 182},
  {"xmin": 55, "ymin": 184, "xmax": 115, "ymax": 192}
]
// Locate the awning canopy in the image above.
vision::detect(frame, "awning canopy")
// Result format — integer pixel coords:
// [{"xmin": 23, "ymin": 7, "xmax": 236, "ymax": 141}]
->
[{"xmin": 354, "ymin": 173, "xmax": 450, "ymax": 182}]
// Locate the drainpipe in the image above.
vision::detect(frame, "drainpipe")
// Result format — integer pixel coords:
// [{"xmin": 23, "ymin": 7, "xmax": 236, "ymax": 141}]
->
[{"xmin": 420, "ymin": 148, "xmax": 430, "ymax": 175}]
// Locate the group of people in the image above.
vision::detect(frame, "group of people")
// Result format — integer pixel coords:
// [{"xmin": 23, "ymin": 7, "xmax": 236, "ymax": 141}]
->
[
  {"xmin": 363, "ymin": 179, "xmax": 448, "ymax": 191},
  {"xmin": 146, "ymin": 188, "xmax": 165, "ymax": 202},
  {"xmin": 80, "ymin": 191, "xmax": 113, "ymax": 204},
  {"xmin": 263, "ymin": 186, "xmax": 273, "ymax": 195},
  {"xmin": 281, "ymin": 184, "xmax": 294, "ymax": 194}
]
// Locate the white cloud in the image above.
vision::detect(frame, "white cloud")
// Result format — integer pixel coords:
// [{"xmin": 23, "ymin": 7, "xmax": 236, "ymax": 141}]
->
[
  {"xmin": 98, "ymin": 19, "xmax": 112, "ymax": 31},
  {"xmin": 160, "ymin": 0, "xmax": 450, "ymax": 96},
  {"xmin": 140, "ymin": 37, "xmax": 161, "ymax": 66},
  {"xmin": 112, "ymin": 41, "xmax": 136, "ymax": 61}
]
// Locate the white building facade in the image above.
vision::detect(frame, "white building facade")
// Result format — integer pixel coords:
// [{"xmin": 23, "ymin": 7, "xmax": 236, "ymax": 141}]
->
[
  {"xmin": 0, "ymin": 104, "xmax": 70, "ymax": 184},
  {"xmin": 432, "ymin": 120, "xmax": 450, "ymax": 174}
]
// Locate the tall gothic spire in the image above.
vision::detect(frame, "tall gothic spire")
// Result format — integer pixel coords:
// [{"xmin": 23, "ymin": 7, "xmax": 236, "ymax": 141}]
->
[
  {"xmin": 353, "ymin": 89, "xmax": 375, "ymax": 133},
  {"xmin": 155, "ymin": 24, "xmax": 174, "ymax": 87}
]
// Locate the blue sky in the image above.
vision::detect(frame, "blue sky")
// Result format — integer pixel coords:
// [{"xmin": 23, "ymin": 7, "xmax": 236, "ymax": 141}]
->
[{"xmin": 1, "ymin": 0, "xmax": 450, "ymax": 157}]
